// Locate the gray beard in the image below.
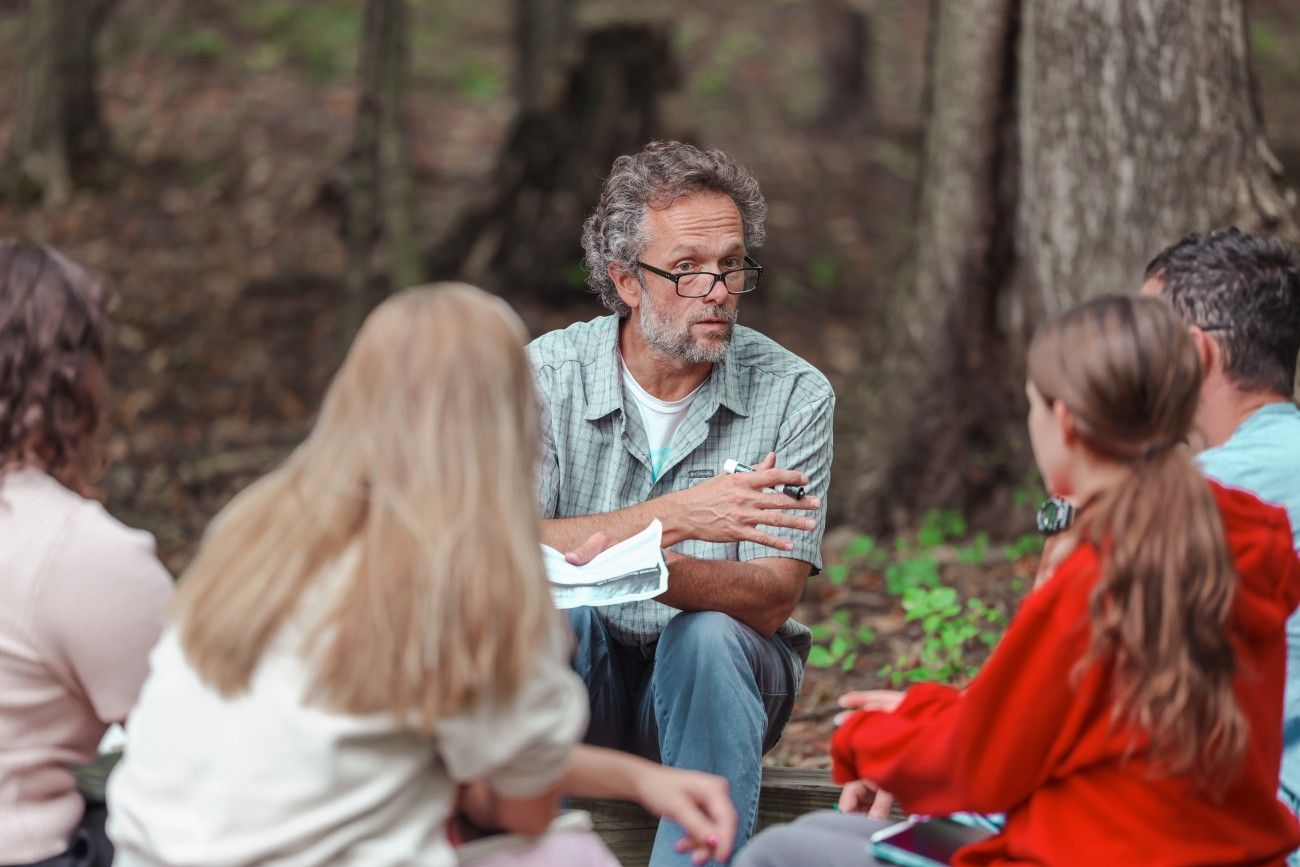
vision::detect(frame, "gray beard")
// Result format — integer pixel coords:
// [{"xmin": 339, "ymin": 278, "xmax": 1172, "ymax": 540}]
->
[{"xmin": 637, "ymin": 293, "xmax": 735, "ymax": 364}]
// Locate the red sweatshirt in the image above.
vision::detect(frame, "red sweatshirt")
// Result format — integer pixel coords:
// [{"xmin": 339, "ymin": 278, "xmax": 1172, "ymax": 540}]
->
[{"xmin": 832, "ymin": 482, "xmax": 1300, "ymax": 866}]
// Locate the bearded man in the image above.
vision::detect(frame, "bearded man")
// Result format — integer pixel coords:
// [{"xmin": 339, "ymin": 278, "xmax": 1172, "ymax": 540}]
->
[{"xmin": 529, "ymin": 140, "xmax": 835, "ymax": 865}]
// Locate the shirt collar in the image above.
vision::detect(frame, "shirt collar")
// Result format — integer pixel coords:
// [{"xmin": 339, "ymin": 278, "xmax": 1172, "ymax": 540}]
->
[{"xmin": 582, "ymin": 316, "xmax": 751, "ymax": 420}]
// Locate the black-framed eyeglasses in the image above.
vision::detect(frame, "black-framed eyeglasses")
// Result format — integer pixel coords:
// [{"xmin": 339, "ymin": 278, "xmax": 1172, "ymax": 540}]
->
[
  {"xmin": 634, "ymin": 256, "xmax": 763, "ymax": 298},
  {"xmin": 1198, "ymin": 323, "xmax": 1233, "ymax": 332}
]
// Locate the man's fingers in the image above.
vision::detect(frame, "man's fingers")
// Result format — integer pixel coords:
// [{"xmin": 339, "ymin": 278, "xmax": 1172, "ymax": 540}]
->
[
  {"xmin": 739, "ymin": 527, "xmax": 795, "ymax": 552},
  {"xmin": 756, "ymin": 451, "xmax": 777, "ymax": 470},
  {"xmin": 754, "ymin": 512, "xmax": 817, "ymax": 532},
  {"xmin": 755, "ymin": 493, "xmax": 821, "ymax": 511},
  {"xmin": 745, "ymin": 468, "xmax": 810, "ymax": 489}
]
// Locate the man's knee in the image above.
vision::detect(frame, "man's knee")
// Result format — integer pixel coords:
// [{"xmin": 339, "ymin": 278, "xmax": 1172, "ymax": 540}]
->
[{"xmin": 658, "ymin": 610, "xmax": 749, "ymax": 659}]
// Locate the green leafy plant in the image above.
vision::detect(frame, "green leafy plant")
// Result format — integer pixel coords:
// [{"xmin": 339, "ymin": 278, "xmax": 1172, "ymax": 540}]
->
[
  {"xmin": 880, "ymin": 585, "xmax": 1007, "ymax": 685},
  {"xmin": 808, "ymin": 610, "xmax": 875, "ymax": 673}
]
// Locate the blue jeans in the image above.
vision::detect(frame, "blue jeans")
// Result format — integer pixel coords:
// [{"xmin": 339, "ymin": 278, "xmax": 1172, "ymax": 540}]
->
[{"xmin": 567, "ymin": 608, "xmax": 801, "ymax": 867}]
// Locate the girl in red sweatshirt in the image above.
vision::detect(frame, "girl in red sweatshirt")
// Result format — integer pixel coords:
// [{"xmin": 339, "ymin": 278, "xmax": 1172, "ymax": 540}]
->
[{"xmin": 739, "ymin": 295, "xmax": 1300, "ymax": 866}]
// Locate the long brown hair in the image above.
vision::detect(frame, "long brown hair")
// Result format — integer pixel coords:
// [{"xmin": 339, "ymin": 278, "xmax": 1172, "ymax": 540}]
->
[
  {"xmin": 174, "ymin": 284, "xmax": 556, "ymax": 731},
  {"xmin": 1028, "ymin": 294, "xmax": 1246, "ymax": 783},
  {"xmin": 0, "ymin": 240, "xmax": 112, "ymax": 494}
]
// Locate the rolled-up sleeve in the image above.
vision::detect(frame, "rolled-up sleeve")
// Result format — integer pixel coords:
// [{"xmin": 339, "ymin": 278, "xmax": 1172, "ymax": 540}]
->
[
  {"xmin": 738, "ymin": 391, "xmax": 834, "ymax": 571},
  {"xmin": 436, "ymin": 631, "xmax": 589, "ymax": 797}
]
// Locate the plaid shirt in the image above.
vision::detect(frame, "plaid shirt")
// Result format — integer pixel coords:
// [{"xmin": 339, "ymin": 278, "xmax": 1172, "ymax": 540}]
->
[{"xmin": 529, "ymin": 314, "xmax": 834, "ymax": 670}]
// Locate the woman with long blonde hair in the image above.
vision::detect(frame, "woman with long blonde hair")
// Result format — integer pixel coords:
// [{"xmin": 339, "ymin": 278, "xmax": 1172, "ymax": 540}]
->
[
  {"xmin": 740, "ymin": 295, "xmax": 1300, "ymax": 866},
  {"xmin": 107, "ymin": 284, "xmax": 735, "ymax": 866}
]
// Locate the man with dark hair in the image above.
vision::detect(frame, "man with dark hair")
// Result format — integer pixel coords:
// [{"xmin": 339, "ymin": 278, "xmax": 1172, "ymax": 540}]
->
[
  {"xmin": 1144, "ymin": 226, "xmax": 1300, "ymax": 849},
  {"xmin": 529, "ymin": 141, "xmax": 835, "ymax": 864}
]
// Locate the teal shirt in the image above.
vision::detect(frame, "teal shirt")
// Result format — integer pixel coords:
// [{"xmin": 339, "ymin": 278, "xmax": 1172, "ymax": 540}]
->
[{"xmin": 1198, "ymin": 401, "xmax": 1300, "ymax": 807}]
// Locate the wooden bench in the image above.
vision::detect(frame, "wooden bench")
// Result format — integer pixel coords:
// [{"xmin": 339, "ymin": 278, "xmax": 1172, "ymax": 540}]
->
[{"xmin": 571, "ymin": 767, "xmax": 840, "ymax": 867}]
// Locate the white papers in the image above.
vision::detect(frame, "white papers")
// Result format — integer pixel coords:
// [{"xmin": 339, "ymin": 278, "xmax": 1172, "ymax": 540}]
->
[{"xmin": 542, "ymin": 520, "xmax": 669, "ymax": 609}]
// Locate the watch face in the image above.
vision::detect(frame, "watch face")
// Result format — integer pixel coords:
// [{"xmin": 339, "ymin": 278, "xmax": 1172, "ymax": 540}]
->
[{"xmin": 1036, "ymin": 497, "xmax": 1075, "ymax": 535}]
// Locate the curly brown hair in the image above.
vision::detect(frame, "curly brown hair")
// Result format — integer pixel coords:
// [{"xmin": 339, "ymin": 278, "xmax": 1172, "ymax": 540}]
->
[{"xmin": 0, "ymin": 241, "xmax": 113, "ymax": 494}]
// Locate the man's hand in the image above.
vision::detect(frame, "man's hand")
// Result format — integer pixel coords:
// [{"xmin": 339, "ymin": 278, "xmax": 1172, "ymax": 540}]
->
[
  {"xmin": 633, "ymin": 764, "xmax": 737, "ymax": 866},
  {"xmin": 666, "ymin": 451, "xmax": 820, "ymax": 553}
]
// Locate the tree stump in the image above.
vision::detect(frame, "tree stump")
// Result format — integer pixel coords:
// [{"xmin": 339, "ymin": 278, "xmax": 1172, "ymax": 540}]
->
[{"xmin": 425, "ymin": 21, "xmax": 682, "ymax": 304}]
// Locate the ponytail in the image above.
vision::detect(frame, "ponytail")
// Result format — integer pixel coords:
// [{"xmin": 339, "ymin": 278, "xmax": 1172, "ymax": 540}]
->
[{"xmin": 1076, "ymin": 444, "xmax": 1246, "ymax": 784}]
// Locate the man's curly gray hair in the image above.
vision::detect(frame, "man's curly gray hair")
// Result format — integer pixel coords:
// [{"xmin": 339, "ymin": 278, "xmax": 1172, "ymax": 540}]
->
[{"xmin": 581, "ymin": 141, "xmax": 767, "ymax": 316}]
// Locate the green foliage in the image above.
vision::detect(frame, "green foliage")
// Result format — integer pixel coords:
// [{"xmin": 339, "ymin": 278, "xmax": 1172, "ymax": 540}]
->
[
  {"xmin": 881, "ymin": 586, "xmax": 1007, "ymax": 685},
  {"xmin": 165, "ymin": 26, "xmax": 233, "ymax": 63},
  {"xmin": 808, "ymin": 609, "xmax": 867, "ymax": 671},
  {"xmin": 688, "ymin": 29, "xmax": 764, "ymax": 99},
  {"xmin": 232, "ymin": 0, "xmax": 362, "ymax": 81},
  {"xmin": 449, "ymin": 57, "xmax": 506, "ymax": 102},
  {"xmin": 816, "ymin": 510, "xmax": 1028, "ymax": 687},
  {"xmin": 956, "ymin": 531, "xmax": 990, "ymax": 565},
  {"xmin": 805, "ymin": 255, "xmax": 843, "ymax": 293},
  {"xmin": 1004, "ymin": 533, "xmax": 1044, "ymax": 560},
  {"xmin": 884, "ymin": 554, "xmax": 940, "ymax": 595}
]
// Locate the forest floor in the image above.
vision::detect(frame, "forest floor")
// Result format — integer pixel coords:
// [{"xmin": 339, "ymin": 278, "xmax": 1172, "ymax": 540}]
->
[{"xmin": 1, "ymin": 0, "xmax": 1298, "ymax": 768}]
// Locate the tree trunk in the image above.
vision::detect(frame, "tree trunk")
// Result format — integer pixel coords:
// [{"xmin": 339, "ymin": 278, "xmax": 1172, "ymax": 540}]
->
[
  {"xmin": 843, "ymin": 0, "xmax": 1297, "ymax": 532},
  {"xmin": 425, "ymin": 22, "xmax": 680, "ymax": 302},
  {"xmin": 2, "ymin": 0, "xmax": 114, "ymax": 204},
  {"xmin": 343, "ymin": 0, "xmax": 420, "ymax": 340},
  {"xmin": 815, "ymin": 0, "xmax": 872, "ymax": 128},
  {"xmin": 514, "ymin": 0, "xmax": 576, "ymax": 115}
]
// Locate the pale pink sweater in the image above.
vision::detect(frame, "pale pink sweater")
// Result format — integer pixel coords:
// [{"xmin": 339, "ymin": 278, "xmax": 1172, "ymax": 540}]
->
[{"xmin": 0, "ymin": 468, "xmax": 172, "ymax": 863}]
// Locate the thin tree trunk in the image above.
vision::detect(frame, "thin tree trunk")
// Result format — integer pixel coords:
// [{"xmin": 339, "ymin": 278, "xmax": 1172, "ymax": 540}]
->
[
  {"xmin": 343, "ymin": 0, "xmax": 420, "ymax": 340},
  {"xmin": 3, "ymin": 0, "xmax": 113, "ymax": 204},
  {"xmin": 515, "ymin": 0, "xmax": 576, "ymax": 114},
  {"xmin": 816, "ymin": 0, "xmax": 872, "ymax": 128},
  {"xmin": 847, "ymin": 0, "xmax": 1019, "ymax": 530},
  {"xmin": 844, "ymin": 0, "xmax": 1296, "ymax": 531}
]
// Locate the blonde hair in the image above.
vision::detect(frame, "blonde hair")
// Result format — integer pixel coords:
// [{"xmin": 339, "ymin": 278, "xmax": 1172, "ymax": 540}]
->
[
  {"xmin": 1028, "ymin": 295, "xmax": 1246, "ymax": 784},
  {"xmin": 174, "ymin": 284, "xmax": 555, "ymax": 730}
]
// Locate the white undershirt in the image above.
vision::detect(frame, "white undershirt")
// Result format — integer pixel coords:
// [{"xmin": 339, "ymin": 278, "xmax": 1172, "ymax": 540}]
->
[{"xmin": 620, "ymin": 358, "xmax": 701, "ymax": 482}]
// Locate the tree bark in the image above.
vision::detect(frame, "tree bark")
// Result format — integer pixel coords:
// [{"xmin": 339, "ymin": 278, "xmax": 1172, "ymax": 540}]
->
[
  {"xmin": 2, "ymin": 0, "xmax": 114, "ymax": 204},
  {"xmin": 514, "ymin": 0, "xmax": 576, "ymax": 115},
  {"xmin": 815, "ymin": 0, "xmax": 872, "ymax": 128},
  {"xmin": 343, "ymin": 0, "xmax": 420, "ymax": 340},
  {"xmin": 844, "ymin": 0, "xmax": 1297, "ymax": 531},
  {"xmin": 846, "ymin": 0, "xmax": 1019, "ymax": 530},
  {"xmin": 1018, "ymin": 0, "xmax": 1297, "ymax": 318}
]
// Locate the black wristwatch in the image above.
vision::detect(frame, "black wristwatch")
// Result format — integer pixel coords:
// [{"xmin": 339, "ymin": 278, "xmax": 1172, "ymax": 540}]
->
[{"xmin": 1036, "ymin": 496, "xmax": 1076, "ymax": 536}]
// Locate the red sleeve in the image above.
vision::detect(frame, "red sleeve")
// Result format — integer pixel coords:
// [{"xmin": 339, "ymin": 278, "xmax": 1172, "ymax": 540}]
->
[{"xmin": 830, "ymin": 547, "xmax": 1104, "ymax": 815}]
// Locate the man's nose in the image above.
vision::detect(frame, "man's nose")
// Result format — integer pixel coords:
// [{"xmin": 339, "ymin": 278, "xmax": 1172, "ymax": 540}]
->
[{"xmin": 702, "ymin": 273, "xmax": 731, "ymax": 305}]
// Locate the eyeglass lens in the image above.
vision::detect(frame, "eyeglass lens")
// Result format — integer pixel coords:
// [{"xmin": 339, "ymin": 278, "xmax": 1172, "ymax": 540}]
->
[{"xmin": 676, "ymin": 269, "xmax": 760, "ymax": 297}]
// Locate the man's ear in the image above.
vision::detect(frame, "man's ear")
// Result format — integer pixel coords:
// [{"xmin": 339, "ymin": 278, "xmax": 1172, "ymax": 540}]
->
[
  {"xmin": 610, "ymin": 264, "xmax": 642, "ymax": 313},
  {"xmin": 1188, "ymin": 326, "xmax": 1223, "ymax": 375}
]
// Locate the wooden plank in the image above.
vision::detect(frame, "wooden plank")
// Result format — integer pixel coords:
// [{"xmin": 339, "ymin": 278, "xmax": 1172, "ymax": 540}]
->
[{"xmin": 575, "ymin": 766, "xmax": 840, "ymax": 867}]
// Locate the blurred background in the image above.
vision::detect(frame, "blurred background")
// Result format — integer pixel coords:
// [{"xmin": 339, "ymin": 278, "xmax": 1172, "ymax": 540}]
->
[{"xmin": 2, "ymin": 0, "xmax": 1297, "ymax": 762}]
